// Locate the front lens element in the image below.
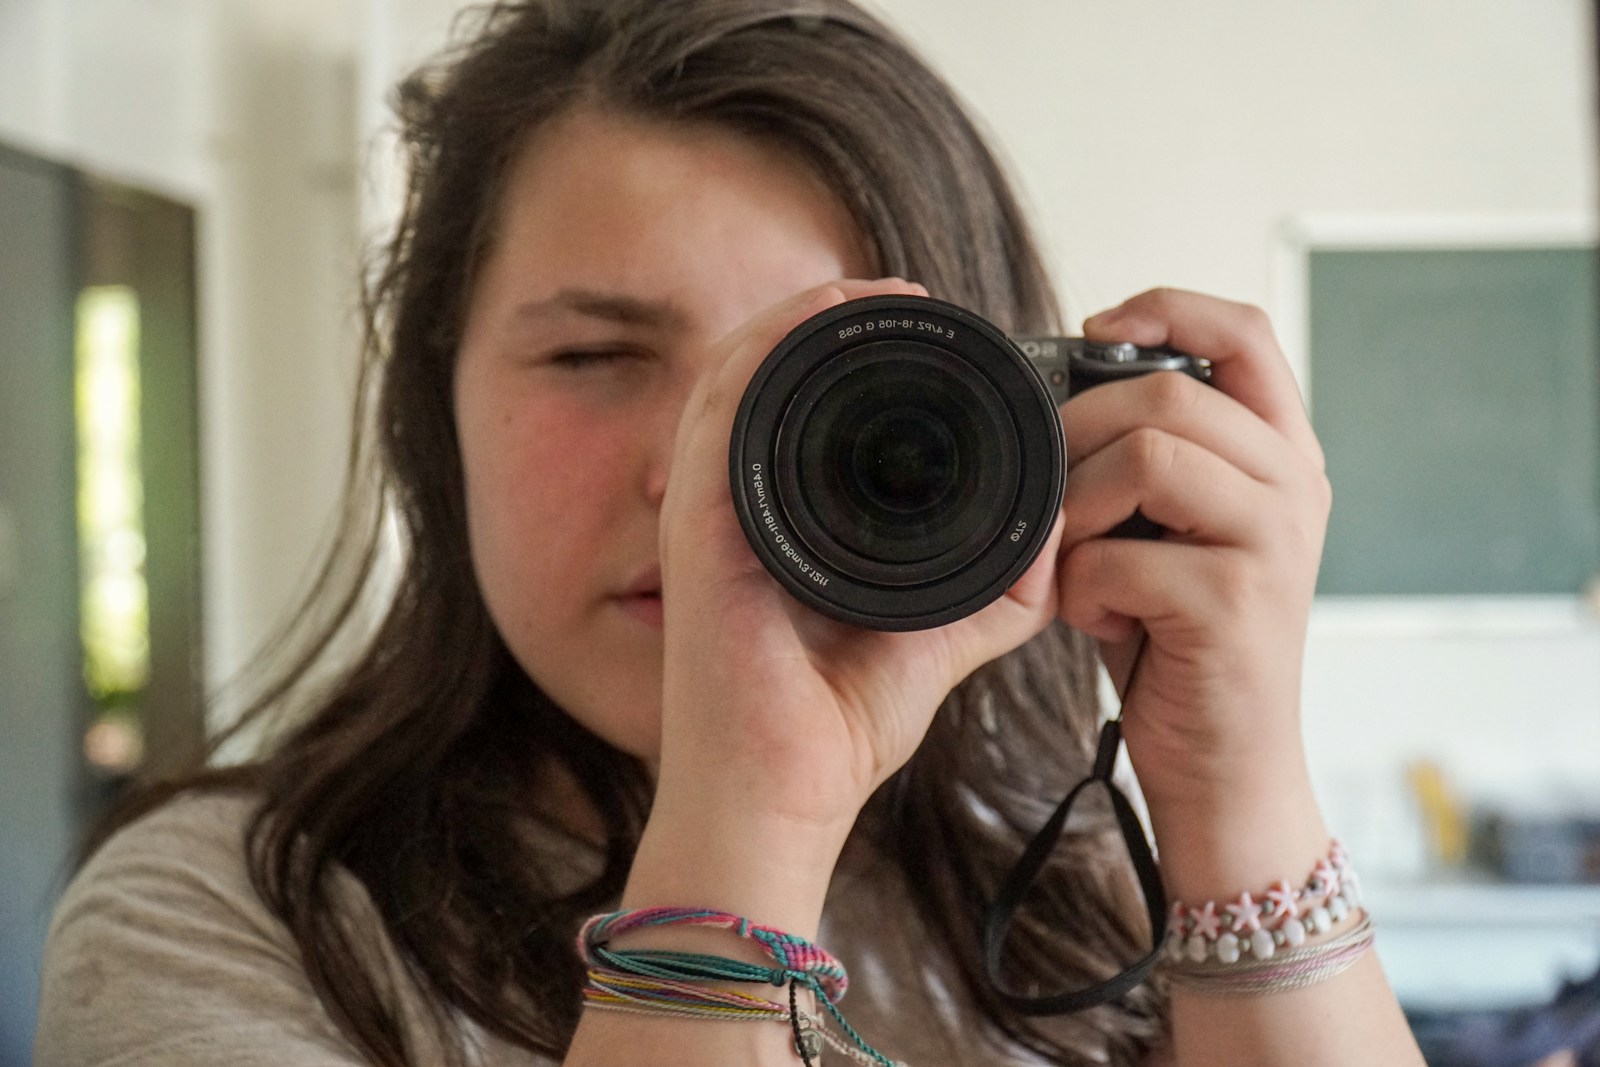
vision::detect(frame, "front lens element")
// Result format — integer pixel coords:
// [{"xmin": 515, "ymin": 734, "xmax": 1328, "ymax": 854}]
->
[
  {"xmin": 729, "ymin": 295, "xmax": 1065, "ymax": 630},
  {"xmin": 850, "ymin": 406, "xmax": 958, "ymax": 515},
  {"xmin": 784, "ymin": 342, "xmax": 1019, "ymax": 578}
]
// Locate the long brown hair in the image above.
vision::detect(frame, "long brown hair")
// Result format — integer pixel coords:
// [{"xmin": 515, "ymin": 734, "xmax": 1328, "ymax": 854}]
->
[{"xmin": 99, "ymin": 1, "xmax": 1166, "ymax": 1063}]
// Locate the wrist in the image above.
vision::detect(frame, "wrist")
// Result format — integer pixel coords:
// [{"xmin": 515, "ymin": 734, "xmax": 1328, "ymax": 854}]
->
[
  {"xmin": 1144, "ymin": 767, "xmax": 1330, "ymax": 906},
  {"xmin": 623, "ymin": 789, "xmax": 854, "ymax": 940}
]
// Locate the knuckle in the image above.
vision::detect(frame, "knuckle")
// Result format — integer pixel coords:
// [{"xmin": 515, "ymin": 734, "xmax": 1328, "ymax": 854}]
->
[
  {"xmin": 1142, "ymin": 285, "xmax": 1182, "ymax": 309},
  {"xmin": 1309, "ymin": 469, "xmax": 1334, "ymax": 520},
  {"xmin": 1234, "ymin": 301, "xmax": 1277, "ymax": 346},
  {"xmin": 695, "ymin": 374, "xmax": 732, "ymax": 422},
  {"xmin": 1122, "ymin": 426, "xmax": 1179, "ymax": 483},
  {"xmin": 1208, "ymin": 552, "xmax": 1260, "ymax": 613},
  {"xmin": 1143, "ymin": 369, "xmax": 1201, "ymax": 419},
  {"xmin": 1060, "ymin": 538, "xmax": 1113, "ymax": 590}
]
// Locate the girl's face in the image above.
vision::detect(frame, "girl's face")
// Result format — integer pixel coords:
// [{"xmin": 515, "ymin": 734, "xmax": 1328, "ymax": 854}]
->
[{"xmin": 454, "ymin": 108, "xmax": 872, "ymax": 764}]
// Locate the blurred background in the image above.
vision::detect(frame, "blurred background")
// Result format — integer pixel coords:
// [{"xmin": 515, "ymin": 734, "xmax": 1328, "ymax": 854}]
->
[{"xmin": 1, "ymin": 1, "xmax": 1597, "ymax": 1064}]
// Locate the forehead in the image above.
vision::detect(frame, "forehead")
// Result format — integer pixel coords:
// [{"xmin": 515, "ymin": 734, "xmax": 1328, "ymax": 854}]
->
[{"xmin": 473, "ymin": 107, "xmax": 875, "ymax": 308}]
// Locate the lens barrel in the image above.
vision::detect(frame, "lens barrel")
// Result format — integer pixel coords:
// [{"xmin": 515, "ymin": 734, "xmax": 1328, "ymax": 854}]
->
[{"xmin": 729, "ymin": 296, "xmax": 1064, "ymax": 630}]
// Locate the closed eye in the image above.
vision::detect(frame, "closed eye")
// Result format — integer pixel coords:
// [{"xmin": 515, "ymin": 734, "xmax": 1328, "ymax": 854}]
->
[{"xmin": 547, "ymin": 346, "xmax": 642, "ymax": 370}]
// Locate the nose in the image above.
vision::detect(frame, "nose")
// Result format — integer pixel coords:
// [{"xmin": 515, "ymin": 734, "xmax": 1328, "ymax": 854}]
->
[
  {"xmin": 643, "ymin": 434, "xmax": 670, "ymax": 509},
  {"xmin": 641, "ymin": 372, "xmax": 698, "ymax": 509}
]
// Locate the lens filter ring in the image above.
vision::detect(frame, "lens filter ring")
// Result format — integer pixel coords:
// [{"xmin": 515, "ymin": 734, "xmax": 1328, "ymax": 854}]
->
[{"xmin": 729, "ymin": 295, "xmax": 1065, "ymax": 631}]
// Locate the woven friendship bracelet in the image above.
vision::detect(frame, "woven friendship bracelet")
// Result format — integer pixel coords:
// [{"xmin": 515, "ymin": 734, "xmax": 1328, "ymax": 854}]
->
[
  {"xmin": 579, "ymin": 906, "xmax": 897, "ymax": 1066},
  {"xmin": 1164, "ymin": 840, "xmax": 1364, "ymax": 966},
  {"xmin": 583, "ymin": 969, "xmax": 790, "ymax": 1019},
  {"xmin": 580, "ymin": 906, "xmax": 849, "ymax": 1001}
]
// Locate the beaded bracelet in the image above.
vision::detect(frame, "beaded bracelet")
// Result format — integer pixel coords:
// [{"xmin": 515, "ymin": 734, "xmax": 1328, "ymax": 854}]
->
[
  {"xmin": 1164, "ymin": 914, "xmax": 1376, "ymax": 996},
  {"xmin": 1163, "ymin": 840, "xmax": 1363, "ymax": 967},
  {"xmin": 578, "ymin": 906, "xmax": 897, "ymax": 1066}
]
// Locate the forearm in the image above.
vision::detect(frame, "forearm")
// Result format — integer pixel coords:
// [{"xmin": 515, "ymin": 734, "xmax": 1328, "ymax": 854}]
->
[
  {"xmin": 1151, "ymin": 767, "xmax": 1424, "ymax": 1067},
  {"xmin": 563, "ymin": 797, "xmax": 852, "ymax": 1067}
]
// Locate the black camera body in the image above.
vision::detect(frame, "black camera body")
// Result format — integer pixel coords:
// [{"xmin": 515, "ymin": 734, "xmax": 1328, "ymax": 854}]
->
[{"xmin": 729, "ymin": 295, "xmax": 1208, "ymax": 631}]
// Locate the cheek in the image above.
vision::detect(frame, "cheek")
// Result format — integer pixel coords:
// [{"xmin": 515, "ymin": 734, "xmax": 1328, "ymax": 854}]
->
[
  {"xmin": 463, "ymin": 405, "xmax": 627, "ymax": 601},
  {"xmin": 457, "ymin": 399, "xmax": 666, "ymax": 760}
]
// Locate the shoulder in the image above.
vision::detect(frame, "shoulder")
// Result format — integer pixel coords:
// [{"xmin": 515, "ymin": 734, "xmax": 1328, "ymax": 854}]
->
[
  {"xmin": 45, "ymin": 789, "xmax": 272, "ymax": 958},
  {"xmin": 36, "ymin": 790, "xmax": 369, "ymax": 1066},
  {"xmin": 38, "ymin": 789, "xmax": 556, "ymax": 1067},
  {"xmin": 45, "ymin": 789, "xmax": 280, "ymax": 960}
]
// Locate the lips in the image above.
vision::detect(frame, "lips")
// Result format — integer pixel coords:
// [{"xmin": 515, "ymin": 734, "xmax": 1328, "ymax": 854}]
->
[
  {"xmin": 618, "ymin": 566, "xmax": 662, "ymax": 600},
  {"xmin": 614, "ymin": 566, "xmax": 663, "ymax": 627}
]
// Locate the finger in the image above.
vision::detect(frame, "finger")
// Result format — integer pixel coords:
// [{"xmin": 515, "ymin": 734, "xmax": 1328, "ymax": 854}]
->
[
  {"xmin": 930, "ymin": 518, "xmax": 1065, "ymax": 690},
  {"xmin": 1055, "ymin": 427, "xmax": 1280, "ymax": 548},
  {"xmin": 1061, "ymin": 367, "xmax": 1301, "ymax": 489},
  {"xmin": 691, "ymin": 277, "xmax": 929, "ymax": 438},
  {"xmin": 1056, "ymin": 537, "xmax": 1250, "ymax": 645},
  {"xmin": 1082, "ymin": 288, "xmax": 1324, "ymax": 469}
]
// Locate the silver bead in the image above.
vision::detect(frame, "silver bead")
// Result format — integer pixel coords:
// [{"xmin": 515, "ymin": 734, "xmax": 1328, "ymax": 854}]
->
[{"xmin": 795, "ymin": 1028, "xmax": 824, "ymax": 1058}]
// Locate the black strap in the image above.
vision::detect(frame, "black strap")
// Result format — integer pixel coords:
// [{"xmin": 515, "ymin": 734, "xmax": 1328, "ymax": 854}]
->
[{"xmin": 980, "ymin": 644, "xmax": 1168, "ymax": 1015}]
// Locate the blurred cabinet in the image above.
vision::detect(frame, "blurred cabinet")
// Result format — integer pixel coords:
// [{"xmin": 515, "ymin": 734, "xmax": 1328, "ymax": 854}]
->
[
  {"xmin": 0, "ymin": 142, "xmax": 81, "ymax": 1067},
  {"xmin": 0, "ymin": 141, "xmax": 203, "ymax": 1063}
]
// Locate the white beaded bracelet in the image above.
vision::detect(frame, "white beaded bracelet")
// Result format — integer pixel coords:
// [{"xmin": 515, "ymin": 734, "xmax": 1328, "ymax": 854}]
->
[{"xmin": 1163, "ymin": 840, "xmax": 1364, "ymax": 966}]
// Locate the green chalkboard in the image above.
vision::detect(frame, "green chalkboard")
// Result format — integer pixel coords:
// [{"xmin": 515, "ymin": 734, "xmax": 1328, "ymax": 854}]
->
[{"xmin": 1309, "ymin": 246, "xmax": 1600, "ymax": 595}]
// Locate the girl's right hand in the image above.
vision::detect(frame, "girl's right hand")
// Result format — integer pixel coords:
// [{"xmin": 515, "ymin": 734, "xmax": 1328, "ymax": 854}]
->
[{"xmin": 630, "ymin": 280, "xmax": 1064, "ymax": 931}]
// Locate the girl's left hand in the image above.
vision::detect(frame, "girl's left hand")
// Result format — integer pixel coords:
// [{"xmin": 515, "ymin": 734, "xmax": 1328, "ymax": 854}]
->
[{"xmin": 1050, "ymin": 288, "xmax": 1332, "ymax": 822}]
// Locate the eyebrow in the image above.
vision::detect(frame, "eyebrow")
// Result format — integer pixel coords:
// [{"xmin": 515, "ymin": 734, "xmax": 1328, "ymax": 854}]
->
[{"xmin": 510, "ymin": 288, "xmax": 690, "ymax": 331}]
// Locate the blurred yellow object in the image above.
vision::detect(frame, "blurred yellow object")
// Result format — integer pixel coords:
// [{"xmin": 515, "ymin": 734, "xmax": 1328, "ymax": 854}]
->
[{"xmin": 1407, "ymin": 760, "xmax": 1469, "ymax": 867}]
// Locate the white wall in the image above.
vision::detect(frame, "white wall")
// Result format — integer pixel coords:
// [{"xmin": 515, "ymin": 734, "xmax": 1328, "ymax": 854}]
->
[{"xmin": 870, "ymin": 1, "xmax": 1593, "ymax": 326}]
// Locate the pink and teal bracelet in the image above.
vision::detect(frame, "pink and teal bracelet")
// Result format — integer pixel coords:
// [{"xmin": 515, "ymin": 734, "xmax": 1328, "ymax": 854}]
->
[{"xmin": 578, "ymin": 906, "xmax": 894, "ymax": 1065}]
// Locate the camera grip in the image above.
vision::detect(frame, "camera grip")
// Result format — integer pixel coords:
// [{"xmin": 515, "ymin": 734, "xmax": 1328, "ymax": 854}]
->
[{"xmin": 1017, "ymin": 337, "xmax": 1209, "ymax": 542}]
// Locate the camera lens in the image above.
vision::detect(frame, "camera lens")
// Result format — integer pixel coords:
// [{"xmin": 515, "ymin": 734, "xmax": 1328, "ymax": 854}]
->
[
  {"xmin": 852, "ymin": 408, "xmax": 955, "ymax": 513},
  {"xmin": 780, "ymin": 343, "xmax": 1018, "ymax": 581},
  {"xmin": 846, "ymin": 406, "xmax": 958, "ymax": 521},
  {"xmin": 730, "ymin": 296, "xmax": 1064, "ymax": 630}
]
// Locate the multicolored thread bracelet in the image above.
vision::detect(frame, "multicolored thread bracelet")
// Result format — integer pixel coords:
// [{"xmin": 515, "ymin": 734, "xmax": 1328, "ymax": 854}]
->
[{"xmin": 578, "ymin": 906, "xmax": 903, "ymax": 1066}]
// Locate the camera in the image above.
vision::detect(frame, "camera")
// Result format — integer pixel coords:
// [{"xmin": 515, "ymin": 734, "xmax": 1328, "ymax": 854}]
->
[{"xmin": 729, "ymin": 295, "xmax": 1208, "ymax": 631}]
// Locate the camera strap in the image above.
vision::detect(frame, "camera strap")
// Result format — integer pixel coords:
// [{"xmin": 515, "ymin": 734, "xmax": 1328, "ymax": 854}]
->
[{"xmin": 980, "ymin": 637, "xmax": 1168, "ymax": 1015}]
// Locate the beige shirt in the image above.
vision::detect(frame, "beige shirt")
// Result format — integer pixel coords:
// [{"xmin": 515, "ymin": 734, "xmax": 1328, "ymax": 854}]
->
[{"xmin": 36, "ymin": 792, "xmax": 1164, "ymax": 1066}]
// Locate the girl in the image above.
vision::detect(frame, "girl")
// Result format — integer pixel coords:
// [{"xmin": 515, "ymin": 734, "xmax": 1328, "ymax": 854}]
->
[{"xmin": 36, "ymin": 2, "xmax": 1425, "ymax": 1065}]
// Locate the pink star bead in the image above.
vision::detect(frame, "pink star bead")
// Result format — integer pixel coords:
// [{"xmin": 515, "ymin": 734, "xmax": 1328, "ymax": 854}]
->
[
  {"xmin": 1188, "ymin": 901, "xmax": 1223, "ymax": 941},
  {"xmin": 1309, "ymin": 858, "xmax": 1342, "ymax": 902},
  {"xmin": 1225, "ymin": 892, "xmax": 1263, "ymax": 935},
  {"xmin": 1170, "ymin": 902, "xmax": 1190, "ymax": 938},
  {"xmin": 1264, "ymin": 880, "xmax": 1301, "ymax": 925}
]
